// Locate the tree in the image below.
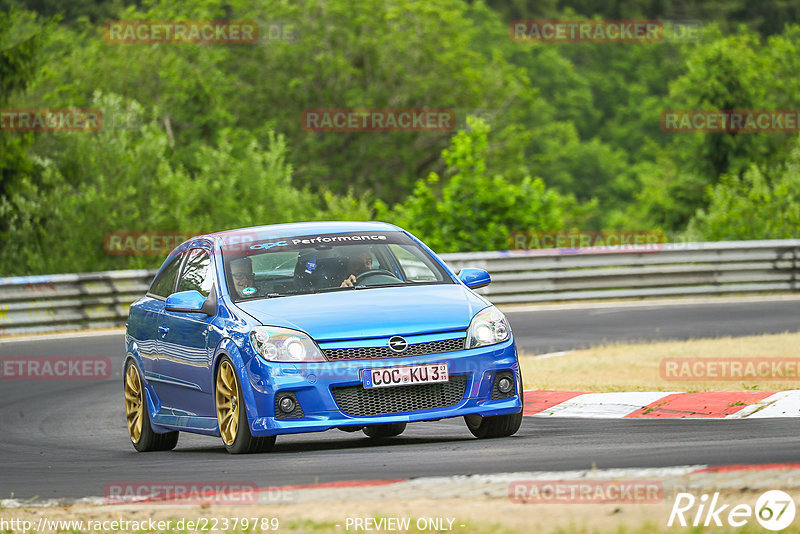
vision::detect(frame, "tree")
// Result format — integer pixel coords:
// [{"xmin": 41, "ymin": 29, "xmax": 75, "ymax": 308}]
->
[
  {"xmin": 0, "ymin": 90, "xmax": 374, "ymax": 275},
  {"xmin": 381, "ymin": 117, "xmax": 588, "ymax": 252},
  {"xmin": 0, "ymin": 10, "xmax": 49, "ymax": 220},
  {"xmin": 688, "ymin": 147, "xmax": 800, "ymax": 241},
  {"xmin": 19, "ymin": 0, "xmax": 540, "ymax": 203}
]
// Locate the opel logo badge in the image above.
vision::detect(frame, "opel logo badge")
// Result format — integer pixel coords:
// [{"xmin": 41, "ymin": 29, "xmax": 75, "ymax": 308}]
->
[{"xmin": 388, "ymin": 336, "xmax": 409, "ymax": 353}]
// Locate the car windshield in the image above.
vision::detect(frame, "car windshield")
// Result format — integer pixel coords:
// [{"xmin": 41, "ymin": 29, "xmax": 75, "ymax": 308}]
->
[{"xmin": 221, "ymin": 231, "xmax": 453, "ymax": 301}]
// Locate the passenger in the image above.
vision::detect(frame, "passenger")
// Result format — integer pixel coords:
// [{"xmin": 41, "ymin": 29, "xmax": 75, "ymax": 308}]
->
[{"xmin": 231, "ymin": 257, "xmax": 256, "ymax": 297}]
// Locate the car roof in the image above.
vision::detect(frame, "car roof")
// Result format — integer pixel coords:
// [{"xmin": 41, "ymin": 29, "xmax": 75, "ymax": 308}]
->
[{"xmin": 205, "ymin": 221, "xmax": 402, "ymax": 247}]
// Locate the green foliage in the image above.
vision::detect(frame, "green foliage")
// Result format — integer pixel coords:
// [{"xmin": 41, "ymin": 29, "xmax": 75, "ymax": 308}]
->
[
  {"xmin": 382, "ymin": 118, "xmax": 587, "ymax": 252},
  {"xmin": 613, "ymin": 158, "xmax": 708, "ymax": 232},
  {"xmin": 223, "ymin": 0, "xmax": 537, "ymax": 202},
  {"xmin": 16, "ymin": 0, "xmax": 537, "ymax": 204},
  {"xmin": 3, "ymin": 0, "xmax": 800, "ymax": 275},
  {"xmin": 0, "ymin": 0, "xmax": 135, "ymax": 24},
  {"xmin": 623, "ymin": 24, "xmax": 800, "ymax": 231},
  {"xmin": 174, "ymin": 128, "xmax": 309, "ymax": 231},
  {"xmin": 0, "ymin": 93, "xmax": 361, "ymax": 274},
  {"xmin": 1, "ymin": 93, "xmax": 187, "ymax": 273},
  {"xmin": 0, "ymin": 9, "xmax": 49, "ymax": 222},
  {"xmin": 488, "ymin": 0, "xmax": 800, "ymax": 37},
  {"xmin": 688, "ymin": 146, "xmax": 800, "ymax": 240},
  {"xmin": 666, "ymin": 26, "xmax": 769, "ymax": 181}
]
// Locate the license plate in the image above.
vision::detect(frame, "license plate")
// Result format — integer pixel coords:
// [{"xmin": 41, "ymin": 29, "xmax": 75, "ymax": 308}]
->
[{"xmin": 362, "ymin": 363, "xmax": 448, "ymax": 389}]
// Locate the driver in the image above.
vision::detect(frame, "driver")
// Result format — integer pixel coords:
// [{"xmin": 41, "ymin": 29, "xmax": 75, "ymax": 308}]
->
[
  {"xmin": 231, "ymin": 256, "xmax": 256, "ymax": 297},
  {"xmin": 340, "ymin": 248, "xmax": 373, "ymax": 287}
]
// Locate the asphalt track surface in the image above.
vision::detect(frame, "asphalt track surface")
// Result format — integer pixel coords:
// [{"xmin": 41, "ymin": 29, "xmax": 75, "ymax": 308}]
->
[
  {"xmin": 2, "ymin": 298, "xmax": 800, "ymax": 500},
  {"xmin": 505, "ymin": 297, "xmax": 800, "ymax": 353}
]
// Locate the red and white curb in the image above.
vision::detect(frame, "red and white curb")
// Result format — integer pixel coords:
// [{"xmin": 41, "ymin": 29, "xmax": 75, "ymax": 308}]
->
[{"xmin": 523, "ymin": 390, "xmax": 800, "ymax": 418}]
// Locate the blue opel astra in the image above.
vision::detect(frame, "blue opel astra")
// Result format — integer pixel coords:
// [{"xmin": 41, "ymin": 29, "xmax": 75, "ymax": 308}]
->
[{"xmin": 124, "ymin": 221, "xmax": 523, "ymax": 453}]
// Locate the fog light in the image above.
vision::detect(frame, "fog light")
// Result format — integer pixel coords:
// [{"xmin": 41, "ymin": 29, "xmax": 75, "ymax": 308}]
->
[
  {"xmin": 497, "ymin": 376, "xmax": 513, "ymax": 394},
  {"xmin": 278, "ymin": 396, "xmax": 296, "ymax": 413}
]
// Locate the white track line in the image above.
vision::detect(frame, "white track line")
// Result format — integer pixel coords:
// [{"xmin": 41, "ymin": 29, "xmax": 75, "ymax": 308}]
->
[
  {"xmin": 0, "ymin": 329, "xmax": 125, "ymax": 343},
  {"xmin": 727, "ymin": 390, "xmax": 800, "ymax": 418},
  {"xmin": 530, "ymin": 350, "xmax": 574, "ymax": 359},
  {"xmin": 501, "ymin": 294, "xmax": 800, "ymax": 313},
  {"xmin": 532, "ymin": 392, "xmax": 676, "ymax": 418}
]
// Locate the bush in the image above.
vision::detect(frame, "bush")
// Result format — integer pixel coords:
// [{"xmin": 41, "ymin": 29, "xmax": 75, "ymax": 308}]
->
[
  {"xmin": 380, "ymin": 117, "xmax": 589, "ymax": 252},
  {"xmin": 688, "ymin": 147, "xmax": 800, "ymax": 240}
]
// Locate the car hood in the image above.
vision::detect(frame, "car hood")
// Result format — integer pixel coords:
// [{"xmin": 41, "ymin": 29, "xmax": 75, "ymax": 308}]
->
[{"xmin": 234, "ymin": 284, "xmax": 489, "ymax": 341}]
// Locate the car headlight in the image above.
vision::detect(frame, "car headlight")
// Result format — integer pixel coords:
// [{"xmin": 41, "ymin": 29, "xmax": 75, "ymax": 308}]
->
[
  {"xmin": 466, "ymin": 306, "xmax": 511, "ymax": 348},
  {"xmin": 249, "ymin": 326, "xmax": 326, "ymax": 362}
]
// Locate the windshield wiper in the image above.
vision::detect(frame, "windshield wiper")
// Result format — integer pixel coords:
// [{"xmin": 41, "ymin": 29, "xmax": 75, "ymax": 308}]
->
[
  {"xmin": 312, "ymin": 283, "xmax": 413, "ymax": 293},
  {"xmin": 350, "ymin": 282, "xmax": 409, "ymax": 290},
  {"xmin": 312, "ymin": 286, "xmax": 362, "ymax": 294}
]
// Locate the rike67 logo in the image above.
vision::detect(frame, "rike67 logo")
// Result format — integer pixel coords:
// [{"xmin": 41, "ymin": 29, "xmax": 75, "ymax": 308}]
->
[{"xmin": 668, "ymin": 490, "xmax": 796, "ymax": 531}]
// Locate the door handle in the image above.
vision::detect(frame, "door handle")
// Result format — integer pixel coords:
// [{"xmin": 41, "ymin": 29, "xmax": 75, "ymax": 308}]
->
[{"xmin": 158, "ymin": 324, "xmax": 169, "ymax": 336}]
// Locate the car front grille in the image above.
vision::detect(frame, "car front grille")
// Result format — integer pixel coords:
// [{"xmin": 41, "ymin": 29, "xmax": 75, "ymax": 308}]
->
[
  {"xmin": 331, "ymin": 375, "xmax": 468, "ymax": 417},
  {"xmin": 323, "ymin": 337, "xmax": 466, "ymax": 361}
]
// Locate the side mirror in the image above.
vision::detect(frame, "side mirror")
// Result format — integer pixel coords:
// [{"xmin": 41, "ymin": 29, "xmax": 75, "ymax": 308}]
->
[
  {"xmin": 165, "ymin": 290, "xmax": 215, "ymax": 315},
  {"xmin": 458, "ymin": 268, "xmax": 491, "ymax": 289}
]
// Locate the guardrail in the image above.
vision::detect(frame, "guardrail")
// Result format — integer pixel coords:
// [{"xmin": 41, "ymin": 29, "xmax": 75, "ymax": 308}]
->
[
  {"xmin": 444, "ymin": 239, "xmax": 800, "ymax": 304},
  {"xmin": 0, "ymin": 270, "xmax": 155, "ymax": 336},
  {"xmin": 1, "ymin": 240, "xmax": 798, "ymax": 336}
]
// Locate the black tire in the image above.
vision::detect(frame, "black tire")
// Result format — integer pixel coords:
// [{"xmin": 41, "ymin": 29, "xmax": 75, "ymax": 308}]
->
[
  {"xmin": 464, "ymin": 411, "xmax": 522, "ymax": 439},
  {"xmin": 125, "ymin": 362, "xmax": 179, "ymax": 452},
  {"xmin": 363, "ymin": 422, "xmax": 407, "ymax": 438},
  {"xmin": 338, "ymin": 426, "xmax": 364, "ymax": 432},
  {"xmin": 216, "ymin": 356, "xmax": 276, "ymax": 454}
]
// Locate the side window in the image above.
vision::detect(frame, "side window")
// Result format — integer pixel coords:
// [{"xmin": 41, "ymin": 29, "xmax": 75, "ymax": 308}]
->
[
  {"xmin": 177, "ymin": 249, "xmax": 214, "ymax": 297},
  {"xmin": 149, "ymin": 254, "xmax": 183, "ymax": 298},
  {"xmin": 389, "ymin": 244, "xmax": 441, "ymax": 282}
]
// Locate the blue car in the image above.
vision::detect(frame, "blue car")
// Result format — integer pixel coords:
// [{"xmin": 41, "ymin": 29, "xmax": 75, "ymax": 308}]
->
[{"xmin": 124, "ymin": 221, "xmax": 523, "ymax": 454}]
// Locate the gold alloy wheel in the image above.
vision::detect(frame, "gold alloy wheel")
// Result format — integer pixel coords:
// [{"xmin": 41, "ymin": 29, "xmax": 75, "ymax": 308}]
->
[
  {"xmin": 216, "ymin": 360, "xmax": 240, "ymax": 446},
  {"xmin": 124, "ymin": 364, "xmax": 144, "ymax": 443}
]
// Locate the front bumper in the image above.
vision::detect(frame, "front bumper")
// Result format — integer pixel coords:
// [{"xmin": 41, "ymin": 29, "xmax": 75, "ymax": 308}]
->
[{"xmin": 243, "ymin": 338, "xmax": 521, "ymax": 436}]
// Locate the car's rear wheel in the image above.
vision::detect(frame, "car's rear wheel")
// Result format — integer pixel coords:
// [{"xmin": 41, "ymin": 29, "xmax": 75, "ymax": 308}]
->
[
  {"xmin": 124, "ymin": 362, "xmax": 179, "ymax": 452},
  {"xmin": 464, "ymin": 411, "xmax": 522, "ymax": 439},
  {"xmin": 363, "ymin": 422, "xmax": 407, "ymax": 438},
  {"xmin": 215, "ymin": 357, "xmax": 276, "ymax": 454}
]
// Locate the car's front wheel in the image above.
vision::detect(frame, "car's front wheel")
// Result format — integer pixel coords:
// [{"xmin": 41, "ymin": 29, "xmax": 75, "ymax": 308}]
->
[
  {"xmin": 464, "ymin": 411, "xmax": 522, "ymax": 439},
  {"xmin": 215, "ymin": 357, "xmax": 276, "ymax": 454},
  {"xmin": 363, "ymin": 422, "xmax": 407, "ymax": 438},
  {"xmin": 124, "ymin": 361, "xmax": 179, "ymax": 452}
]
